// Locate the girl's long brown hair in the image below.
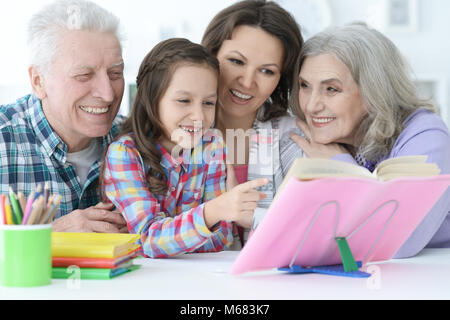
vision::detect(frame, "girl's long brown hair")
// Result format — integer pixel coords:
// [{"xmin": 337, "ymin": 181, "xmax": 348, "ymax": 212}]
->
[{"xmin": 101, "ymin": 38, "xmax": 219, "ymax": 196}]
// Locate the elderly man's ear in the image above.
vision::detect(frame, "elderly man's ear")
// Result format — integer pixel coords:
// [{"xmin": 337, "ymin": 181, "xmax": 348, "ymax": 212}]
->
[{"xmin": 28, "ymin": 66, "xmax": 47, "ymax": 100}]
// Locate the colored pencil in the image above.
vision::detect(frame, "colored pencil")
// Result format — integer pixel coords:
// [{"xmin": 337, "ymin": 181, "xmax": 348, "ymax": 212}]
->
[
  {"xmin": 40, "ymin": 195, "xmax": 55, "ymax": 224},
  {"xmin": 1, "ymin": 195, "xmax": 6, "ymax": 225},
  {"xmin": 34, "ymin": 184, "xmax": 43, "ymax": 201},
  {"xmin": 44, "ymin": 182, "xmax": 49, "ymax": 210},
  {"xmin": 47, "ymin": 195, "xmax": 62, "ymax": 223},
  {"xmin": 9, "ymin": 188, "xmax": 23, "ymax": 224},
  {"xmin": 4, "ymin": 197, "xmax": 14, "ymax": 225},
  {"xmin": 26, "ymin": 196, "xmax": 44, "ymax": 226},
  {"xmin": 17, "ymin": 191, "xmax": 26, "ymax": 213},
  {"xmin": 21, "ymin": 191, "xmax": 36, "ymax": 225},
  {"xmin": 0, "ymin": 195, "xmax": 5, "ymax": 225},
  {"xmin": 2, "ymin": 185, "xmax": 61, "ymax": 225}
]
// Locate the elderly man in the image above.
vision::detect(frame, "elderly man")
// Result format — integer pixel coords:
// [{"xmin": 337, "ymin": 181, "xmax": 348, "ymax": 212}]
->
[{"xmin": 0, "ymin": 0, "xmax": 127, "ymax": 232}]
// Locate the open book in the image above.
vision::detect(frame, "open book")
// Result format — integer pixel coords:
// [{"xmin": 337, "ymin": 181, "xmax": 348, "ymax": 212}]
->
[
  {"xmin": 282, "ymin": 155, "xmax": 439, "ymax": 184},
  {"xmin": 230, "ymin": 172, "xmax": 450, "ymax": 275},
  {"xmin": 230, "ymin": 155, "xmax": 449, "ymax": 275}
]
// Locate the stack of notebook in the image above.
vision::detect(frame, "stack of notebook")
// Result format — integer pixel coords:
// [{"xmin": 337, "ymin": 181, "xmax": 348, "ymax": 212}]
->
[{"xmin": 51, "ymin": 232, "xmax": 141, "ymax": 280}]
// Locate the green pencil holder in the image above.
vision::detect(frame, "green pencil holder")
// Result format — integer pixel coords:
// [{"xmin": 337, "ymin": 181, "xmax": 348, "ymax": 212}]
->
[{"xmin": 0, "ymin": 225, "xmax": 52, "ymax": 287}]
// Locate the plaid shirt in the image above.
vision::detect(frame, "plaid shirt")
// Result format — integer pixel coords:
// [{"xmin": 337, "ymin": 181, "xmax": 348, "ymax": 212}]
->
[
  {"xmin": 102, "ymin": 132, "xmax": 233, "ymax": 258},
  {"xmin": 0, "ymin": 94, "xmax": 124, "ymax": 219}
]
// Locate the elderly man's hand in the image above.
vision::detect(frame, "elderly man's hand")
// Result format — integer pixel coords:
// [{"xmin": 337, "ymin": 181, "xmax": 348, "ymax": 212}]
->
[
  {"xmin": 290, "ymin": 118, "xmax": 350, "ymax": 159},
  {"xmin": 52, "ymin": 202, "xmax": 128, "ymax": 233}
]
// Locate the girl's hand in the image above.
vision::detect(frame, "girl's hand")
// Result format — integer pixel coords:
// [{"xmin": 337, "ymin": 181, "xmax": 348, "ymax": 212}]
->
[
  {"xmin": 204, "ymin": 178, "xmax": 268, "ymax": 229},
  {"xmin": 290, "ymin": 118, "xmax": 349, "ymax": 159}
]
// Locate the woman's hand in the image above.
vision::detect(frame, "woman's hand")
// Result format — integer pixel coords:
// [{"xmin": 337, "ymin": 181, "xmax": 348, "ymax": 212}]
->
[{"xmin": 290, "ymin": 118, "xmax": 349, "ymax": 159}]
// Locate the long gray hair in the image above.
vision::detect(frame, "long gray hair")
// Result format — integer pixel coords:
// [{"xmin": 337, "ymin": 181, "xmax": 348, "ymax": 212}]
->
[
  {"xmin": 294, "ymin": 22, "xmax": 436, "ymax": 162},
  {"xmin": 27, "ymin": 0, "xmax": 124, "ymax": 75}
]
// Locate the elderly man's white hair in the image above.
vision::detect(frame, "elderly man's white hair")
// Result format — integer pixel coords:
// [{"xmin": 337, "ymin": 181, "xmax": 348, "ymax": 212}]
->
[{"xmin": 27, "ymin": 0, "xmax": 124, "ymax": 75}]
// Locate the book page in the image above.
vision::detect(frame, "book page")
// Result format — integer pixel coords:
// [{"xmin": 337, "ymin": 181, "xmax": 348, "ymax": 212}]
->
[
  {"xmin": 276, "ymin": 158, "xmax": 375, "ymax": 196},
  {"xmin": 288, "ymin": 158, "xmax": 373, "ymax": 178},
  {"xmin": 377, "ymin": 163, "xmax": 440, "ymax": 180},
  {"xmin": 374, "ymin": 155, "xmax": 428, "ymax": 176}
]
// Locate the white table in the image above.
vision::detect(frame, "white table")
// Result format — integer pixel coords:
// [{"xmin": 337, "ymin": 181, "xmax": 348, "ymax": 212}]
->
[{"xmin": 1, "ymin": 249, "xmax": 450, "ymax": 300}]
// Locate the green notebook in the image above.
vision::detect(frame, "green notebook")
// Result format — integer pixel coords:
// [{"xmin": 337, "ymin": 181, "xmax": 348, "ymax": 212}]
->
[{"xmin": 52, "ymin": 264, "xmax": 141, "ymax": 280}]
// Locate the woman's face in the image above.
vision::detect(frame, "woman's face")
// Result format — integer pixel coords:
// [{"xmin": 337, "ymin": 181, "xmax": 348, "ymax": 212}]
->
[
  {"xmin": 216, "ymin": 25, "xmax": 284, "ymax": 123},
  {"xmin": 298, "ymin": 53, "xmax": 367, "ymax": 146}
]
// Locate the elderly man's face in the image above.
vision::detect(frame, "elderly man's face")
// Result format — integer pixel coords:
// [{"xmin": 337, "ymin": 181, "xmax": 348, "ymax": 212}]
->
[{"xmin": 34, "ymin": 30, "xmax": 124, "ymax": 152}]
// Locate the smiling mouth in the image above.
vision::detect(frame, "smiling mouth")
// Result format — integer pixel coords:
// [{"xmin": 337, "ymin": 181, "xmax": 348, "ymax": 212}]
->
[
  {"xmin": 230, "ymin": 89, "xmax": 253, "ymax": 101},
  {"xmin": 311, "ymin": 117, "xmax": 336, "ymax": 126},
  {"xmin": 79, "ymin": 105, "xmax": 110, "ymax": 115},
  {"xmin": 179, "ymin": 125, "xmax": 202, "ymax": 134}
]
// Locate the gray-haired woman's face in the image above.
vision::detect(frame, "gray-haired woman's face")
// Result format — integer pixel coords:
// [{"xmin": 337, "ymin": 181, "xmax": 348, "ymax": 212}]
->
[{"xmin": 298, "ymin": 53, "xmax": 367, "ymax": 146}]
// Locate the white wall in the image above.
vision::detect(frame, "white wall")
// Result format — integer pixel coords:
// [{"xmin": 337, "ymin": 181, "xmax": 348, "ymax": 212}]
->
[
  {"xmin": 327, "ymin": 0, "xmax": 450, "ymax": 125},
  {"xmin": 0, "ymin": 0, "xmax": 449, "ymax": 125},
  {"xmin": 0, "ymin": 0, "xmax": 236, "ymax": 115}
]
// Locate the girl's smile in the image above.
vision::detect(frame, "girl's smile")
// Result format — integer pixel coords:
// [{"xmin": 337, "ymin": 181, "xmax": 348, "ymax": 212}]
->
[{"xmin": 158, "ymin": 64, "xmax": 218, "ymax": 153}]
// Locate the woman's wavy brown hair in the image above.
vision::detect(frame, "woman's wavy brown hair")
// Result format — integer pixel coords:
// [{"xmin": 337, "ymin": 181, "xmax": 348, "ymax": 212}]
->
[
  {"xmin": 101, "ymin": 38, "xmax": 219, "ymax": 196},
  {"xmin": 201, "ymin": 0, "xmax": 303, "ymax": 122}
]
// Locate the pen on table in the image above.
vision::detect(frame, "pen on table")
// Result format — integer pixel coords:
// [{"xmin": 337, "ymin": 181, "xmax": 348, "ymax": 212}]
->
[{"xmin": 9, "ymin": 188, "xmax": 23, "ymax": 225}]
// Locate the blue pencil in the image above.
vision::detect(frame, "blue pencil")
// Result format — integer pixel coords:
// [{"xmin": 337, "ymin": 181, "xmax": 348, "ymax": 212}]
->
[
  {"xmin": 34, "ymin": 184, "xmax": 43, "ymax": 201},
  {"xmin": 41, "ymin": 195, "xmax": 62, "ymax": 224}
]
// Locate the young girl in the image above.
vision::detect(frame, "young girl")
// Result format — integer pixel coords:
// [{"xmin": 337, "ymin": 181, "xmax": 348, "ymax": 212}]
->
[{"xmin": 102, "ymin": 38, "xmax": 268, "ymax": 258}]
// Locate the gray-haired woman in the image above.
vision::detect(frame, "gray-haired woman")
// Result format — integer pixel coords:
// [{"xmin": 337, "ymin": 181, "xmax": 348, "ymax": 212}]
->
[{"xmin": 290, "ymin": 22, "xmax": 450, "ymax": 258}]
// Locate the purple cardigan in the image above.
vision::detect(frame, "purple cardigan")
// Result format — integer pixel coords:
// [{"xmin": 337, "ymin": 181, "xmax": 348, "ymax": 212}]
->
[{"xmin": 333, "ymin": 109, "xmax": 450, "ymax": 258}]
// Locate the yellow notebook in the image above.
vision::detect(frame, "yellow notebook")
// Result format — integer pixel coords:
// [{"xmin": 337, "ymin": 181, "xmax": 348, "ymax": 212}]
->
[{"xmin": 52, "ymin": 232, "xmax": 140, "ymax": 259}]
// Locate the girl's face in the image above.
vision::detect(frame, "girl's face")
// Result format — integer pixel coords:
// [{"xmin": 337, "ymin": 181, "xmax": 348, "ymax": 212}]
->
[
  {"xmin": 158, "ymin": 63, "xmax": 218, "ymax": 153},
  {"xmin": 216, "ymin": 25, "xmax": 284, "ymax": 124},
  {"xmin": 299, "ymin": 53, "xmax": 367, "ymax": 146}
]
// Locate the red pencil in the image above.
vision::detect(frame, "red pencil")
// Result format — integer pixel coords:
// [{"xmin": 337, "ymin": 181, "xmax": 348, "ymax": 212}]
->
[{"xmin": 0, "ymin": 194, "xmax": 6, "ymax": 225}]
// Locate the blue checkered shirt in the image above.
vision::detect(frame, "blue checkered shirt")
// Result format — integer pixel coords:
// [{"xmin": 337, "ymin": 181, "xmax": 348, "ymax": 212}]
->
[{"xmin": 0, "ymin": 94, "xmax": 125, "ymax": 219}]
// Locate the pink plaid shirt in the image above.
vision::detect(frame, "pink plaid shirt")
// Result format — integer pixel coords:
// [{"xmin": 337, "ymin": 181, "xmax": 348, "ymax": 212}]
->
[{"xmin": 102, "ymin": 131, "xmax": 233, "ymax": 258}]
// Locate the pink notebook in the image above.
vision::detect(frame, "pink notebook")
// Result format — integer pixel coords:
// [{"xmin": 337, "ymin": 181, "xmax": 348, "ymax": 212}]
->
[{"xmin": 230, "ymin": 175, "xmax": 450, "ymax": 275}]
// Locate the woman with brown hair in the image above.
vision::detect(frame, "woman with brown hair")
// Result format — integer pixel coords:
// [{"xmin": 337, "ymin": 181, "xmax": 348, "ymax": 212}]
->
[{"xmin": 202, "ymin": 0, "xmax": 305, "ymax": 246}]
